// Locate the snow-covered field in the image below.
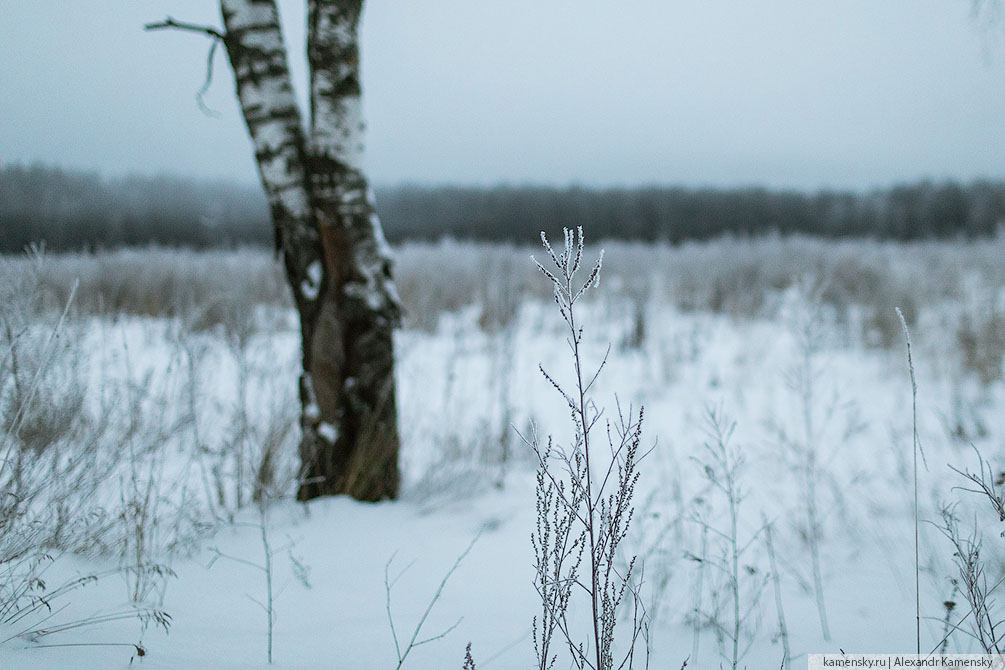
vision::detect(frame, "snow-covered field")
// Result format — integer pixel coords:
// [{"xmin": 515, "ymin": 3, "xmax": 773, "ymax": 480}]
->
[{"xmin": 1, "ymin": 238, "xmax": 1004, "ymax": 669}]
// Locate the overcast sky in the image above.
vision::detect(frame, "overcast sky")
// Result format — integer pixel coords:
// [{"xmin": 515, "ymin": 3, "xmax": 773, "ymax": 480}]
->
[{"xmin": 1, "ymin": 1, "xmax": 1004, "ymax": 190}]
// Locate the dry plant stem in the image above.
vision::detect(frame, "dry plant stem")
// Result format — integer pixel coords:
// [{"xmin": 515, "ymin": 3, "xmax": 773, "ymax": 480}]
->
[
  {"xmin": 494, "ymin": 327, "xmax": 516, "ymax": 487},
  {"xmin": 948, "ymin": 446, "xmax": 1005, "ymax": 522},
  {"xmin": 530, "ymin": 227, "xmax": 648, "ymax": 670},
  {"xmin": 8, "ymin": 609, "xmax": 170, "ymax": 643},
  {"xmin": 120, "ymin": 331, "xmax": 146, "ymax": 603},
  {"xmin": 927, "ymin": 569, "xmax": 1005, "ymax": 655},
  {"xmin": 0, "ymin": 280, "xmax": 78, "ymax": 473},
  {"xmin": 259, "ymin": 506, "xmax": 274, "ymax": 664},
  {"xmin": 799, "ymin": 340, "xmax": 829, "ymax": 642},
  {"xmin": 692, "ymin": 408, "xmax": 766, "ymax": 669},
  {"xmin": 117, "ymin": 329, "xmax": 177, "ymax": 605},
  {"xmin": 728, "ymin": 442, "xmax": 740, "ymax": 667},
  {"xmin": 936, "ymin": 509, "xmax": 1003, "ymax": 653},
  {"xmin": 896, "ymin": 307, "xmax": 921, "ymax": 655},
  {"xmin": 0, "ymin": 264, "xmax": 174, "ymax": 645},
  {"xmin": 763, "ymin": 519, "xmax": 790, "ymax": 670},
  {"xmin": 939, "ymin": 444, "xmax": 1005, "ymax": 653},
  {"xmin": 180, "ymin": 336, "xmax": 219, "ymax": 521},
  {"xmin": 702, "ymin": 411, "xmax": 742, "ymax": 668},
  {"xmin": 236, "ymin": 357, "xmax": 248, "ymax": 508},
  {"xmin": 567, "ymin": 255, "xmax": 602, "ymax": 670},
  {"xmin": 691, "ymin": 525, "xmax": 707, "ymax": 666},
  {"xmin": 385, "ymin": 533, "xmax": 478, "ymax": 670},
  {"xmin": 784, "ymin": 291, "xmax": 831, "ymax": 642},
  {"xmin": 478, "ymin": 629, "xmax": 531, "ymax": 668},
  {"xmin": 29, "ymin": 642, "xmax": 145, "ymax": 652},
  {"xmin": 207, "ymin": 505, "xmax": 284, "ymax": 664},
  {"xmin": 2, "ymin": 568, "xmax": 130, "ymax": 638},
  {"xmin": 0, "ymin": 564, "xmax": 172, "ymax": 645}
]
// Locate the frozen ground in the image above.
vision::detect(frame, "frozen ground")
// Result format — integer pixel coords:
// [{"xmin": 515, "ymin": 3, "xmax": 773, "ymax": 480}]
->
[{"xmin": 1, "ymin": 241, "xmax": 1004, "ymax": 668}]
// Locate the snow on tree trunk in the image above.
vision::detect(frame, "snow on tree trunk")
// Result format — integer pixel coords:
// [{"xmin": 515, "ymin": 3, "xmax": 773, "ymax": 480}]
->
[{"xmin": 220, "ymin": 0, "xmax": 400, "ymax": 502}]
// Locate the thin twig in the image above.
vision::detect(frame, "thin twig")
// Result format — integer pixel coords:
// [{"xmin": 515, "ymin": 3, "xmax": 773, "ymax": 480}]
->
[
  {"xmin": 143, "ymin": 17, "xmax": 224, "ymax": 41},
  {"xmin": 385, "ymin": 532, "xmax": 480, "ymax": 669},
  {"xmin": 144, "ymin": 17, "xmax": 225, "ymax": 117}
]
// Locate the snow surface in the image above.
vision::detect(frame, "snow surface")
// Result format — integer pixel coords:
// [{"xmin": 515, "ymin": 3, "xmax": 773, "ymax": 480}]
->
[{"xmin": 2, "ymin": 285, "xmax": 1004, "ymax": 669}]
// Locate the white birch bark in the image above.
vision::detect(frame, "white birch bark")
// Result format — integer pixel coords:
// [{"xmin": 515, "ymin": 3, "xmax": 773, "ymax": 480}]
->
[
  {"xmin": 307, "ymin": 0, "xmax": 399, "ymax": 319},
  {"xmin": 220, "ymin": 0, "xmax": 320, "ymax": 301},
  {"xmin": 308, "ymin": 0, "xmax": 365, "ymax": 169}
]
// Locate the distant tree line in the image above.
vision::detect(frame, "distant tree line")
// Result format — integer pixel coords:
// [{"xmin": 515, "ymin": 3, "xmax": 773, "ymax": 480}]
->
[
  {"xmin": 3, "ymin": 164, "xmax": 1004, "ymax": 252},
  {"xmin": 0, "ymin": 164, "xmax": 268, "ymax": 251},
  {"xmin": 378, "ymin": 182, "xmax": 1005, "ymax": 243}
]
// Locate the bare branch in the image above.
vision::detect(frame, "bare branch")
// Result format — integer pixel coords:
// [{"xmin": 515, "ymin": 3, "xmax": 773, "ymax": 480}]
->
[
  {"xmin": 144, "ymin": 17, "xmax": 225, "ymax": 117},
  {"xmin": 144, "ymin": 17, "xmax": 225, "ymax": 41},
  {"xmin": 196, "ymin": 39, "xmax": 222, "ymax": 117}
]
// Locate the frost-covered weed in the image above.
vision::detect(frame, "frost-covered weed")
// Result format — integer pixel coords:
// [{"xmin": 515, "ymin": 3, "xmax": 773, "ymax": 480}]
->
[
  {"xmin": 528, "ymin": 227, "xmax": 651, "ymax": 670},
  {"xmin": 0, "ymin": 236, "xmax": 993, "ymax": 341},
  {"xmin": 689, "ymin": 407, "xmax": 768, "ymax": 669},
  {"xmin": 0, "ymin": 254, "xmax": 171, "ymax": 653}
]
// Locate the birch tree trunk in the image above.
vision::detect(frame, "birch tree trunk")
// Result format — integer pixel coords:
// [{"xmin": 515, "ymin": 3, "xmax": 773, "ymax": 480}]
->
[{"xmin": 219, "ymin": 0, "xmax": 400, "ymax": 502}]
